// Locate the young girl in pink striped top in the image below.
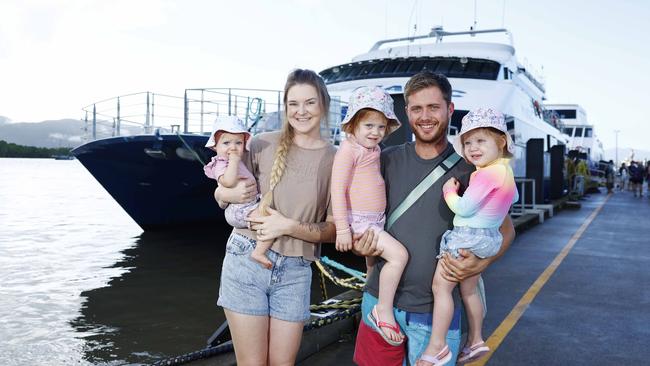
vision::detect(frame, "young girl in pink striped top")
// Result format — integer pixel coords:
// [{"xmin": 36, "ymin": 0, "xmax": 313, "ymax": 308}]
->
[{"xmin": 331, "ymin": 86, "xmax": 408, "ymax": 346}]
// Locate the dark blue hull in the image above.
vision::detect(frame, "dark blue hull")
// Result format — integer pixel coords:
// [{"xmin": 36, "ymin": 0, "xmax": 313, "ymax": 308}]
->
[{"xmin": 72, "ymin": 134, "xmax": 222, "ymax": 231}]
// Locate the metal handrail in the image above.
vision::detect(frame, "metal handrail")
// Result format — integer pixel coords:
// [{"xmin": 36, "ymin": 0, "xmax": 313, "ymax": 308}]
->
[
  {"xmin": 80, "ymin": 88, "xmax": 346, "ymax": 143},
  {"xmin": 370, "ymin": 26, "xmax": 512, "ymax": 51},
  {"xmin": 510, "ymin": 178, "xmax": 536, "ymax": 216}
]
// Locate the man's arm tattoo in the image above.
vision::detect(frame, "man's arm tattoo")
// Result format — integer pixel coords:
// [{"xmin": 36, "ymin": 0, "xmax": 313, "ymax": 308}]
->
[{"xmin": 300, "ymin": 222, "xmax": 328, "ymax": 233}]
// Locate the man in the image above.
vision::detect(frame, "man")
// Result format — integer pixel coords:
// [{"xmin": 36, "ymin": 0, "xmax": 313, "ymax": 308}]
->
[{"xmin": 352, "ymin": 71, "xmax": 515, "ymax": 365}]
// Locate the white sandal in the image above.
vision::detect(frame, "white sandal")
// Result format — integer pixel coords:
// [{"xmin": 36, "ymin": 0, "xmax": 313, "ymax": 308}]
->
[{"xmin": 457, "ymin": 341, "xmax": 490, "ymax": 364}]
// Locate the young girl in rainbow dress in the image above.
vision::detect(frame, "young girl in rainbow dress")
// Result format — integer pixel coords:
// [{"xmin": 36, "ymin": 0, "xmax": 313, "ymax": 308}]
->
[{"xmin": 417, "ymin": 108, "xmax": 518, "ymax": 365}]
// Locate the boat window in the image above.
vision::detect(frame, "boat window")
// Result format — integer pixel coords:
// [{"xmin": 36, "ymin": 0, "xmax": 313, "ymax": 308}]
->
[
  {"xmin": 407, "ymin": 60, "xmax": 425, "ymax": 73},
  {"xmin": 553, "ymin": 109, "xmax": 577, "ymax": 119},
  {"xmin": 450, "ymin": 110, "xmax": 468, "ymax": 136},
  {"xmin": 435, "ymin": 59, "xmax": 454, "ymax": 74},
  {"xmin": 396, "ymin": 60, "xmax": 411, "ymax": 73},
  {"xmin": 483, "ymin": 62, "xmax": 501, "ymax": 78},
  {"xmin": 368, "ymin": 61, "xmax": 387, "ymax": 74},
  {"xmin": 463, "ymin": 61, "xmax": 482, "ymax": 78},
  {"xmin": 505, "ymin": 116, "xmax": 515, "ymax": 143},
  {"xmin": 585, "ymin": 128, "xmax": 593, "ymax": 137},
  {"xmin": 334, "ymin": 66, "xmax": 355, "ymax": 81},
  {"xmin": 320, "ymin": 57, "xmax": 501, "ymax": 84},
  {"xmin": 574, "ymin": 127, "xmax": 583, "ymax": 137},
  {"xmin": 422, "ymin": 60, "xmax": 439, "ymax": 72},
  {"xmin": 347, "ymin": 65, "xmax": 365, "ymax": 78},
  {"xmin": 506, "ymin": 118, "xmax": 515, "ymax": 131},
  {"xmin": 381, "ymin": 60, "xmax": 401, "ymax": 74},
  {"xmin": 449, "ymin": 60, "xmax": 466, "ymax": 75},
  {"xmin": 563, "ymin": 127, "xmax": 574, "ymax": 136}
]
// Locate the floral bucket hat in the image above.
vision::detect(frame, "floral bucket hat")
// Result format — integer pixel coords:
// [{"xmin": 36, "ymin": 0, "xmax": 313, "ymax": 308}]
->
[
  {"xmin": 205, "ymin": 115, "xmax": 252, "ymax": 151},
  {"xmin": 340, "ymin": 86, "xmax": 402, "ymax": 136},
  {"xmin": 453, "ymin": 108, "xmax": 514, "ymax": 158}
]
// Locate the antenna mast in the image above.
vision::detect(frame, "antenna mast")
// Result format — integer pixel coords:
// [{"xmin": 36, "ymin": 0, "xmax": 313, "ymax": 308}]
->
[{"xmin": 473, "ymin": 0, "xmax": 478, "ymax": 30}]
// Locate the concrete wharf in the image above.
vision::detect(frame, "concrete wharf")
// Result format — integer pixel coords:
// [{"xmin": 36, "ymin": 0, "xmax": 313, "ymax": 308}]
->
[{"xmin": 300, "ymin": 190, "xmax": 650, "ymax": 365}]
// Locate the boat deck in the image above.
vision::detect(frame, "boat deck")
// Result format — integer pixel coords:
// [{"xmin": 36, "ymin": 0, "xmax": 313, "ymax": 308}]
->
[{"xmin": 300, "ymin": 189, "xmax": 650, "ymax": 365}]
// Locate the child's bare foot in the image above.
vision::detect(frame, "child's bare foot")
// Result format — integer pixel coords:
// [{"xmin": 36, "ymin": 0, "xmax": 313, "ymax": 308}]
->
[{"xmin": 251, "ymin": 250, "xmax": 272, "ymax": 269}]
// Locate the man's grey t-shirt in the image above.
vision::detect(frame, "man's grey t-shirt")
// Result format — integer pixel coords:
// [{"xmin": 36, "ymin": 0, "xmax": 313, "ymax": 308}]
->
[{"xmin": 365, "ymin": 142, "xmax": 474, "ymax": 313}]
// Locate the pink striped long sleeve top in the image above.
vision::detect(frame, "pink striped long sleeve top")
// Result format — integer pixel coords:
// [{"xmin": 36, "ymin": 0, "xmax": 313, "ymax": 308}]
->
[{"xmin": 331, "ymin": 138, "xmax": 386, "ymax": 233}]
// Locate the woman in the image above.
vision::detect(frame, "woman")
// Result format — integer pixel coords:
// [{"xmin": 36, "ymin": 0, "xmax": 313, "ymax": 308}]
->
[{"xmin": 214, "ymin": 69, "xmax": 337, "ymax": 365}]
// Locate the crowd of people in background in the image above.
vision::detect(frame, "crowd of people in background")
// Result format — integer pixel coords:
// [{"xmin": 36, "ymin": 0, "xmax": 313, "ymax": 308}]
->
[{"xmin": 615, "ymin": 160, "xmax": 650, "ymax": 197}]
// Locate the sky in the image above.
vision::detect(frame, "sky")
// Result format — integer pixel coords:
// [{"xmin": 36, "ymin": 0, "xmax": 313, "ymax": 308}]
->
[{"xmin": 0, "ymin": 0, "xmax": 649, "ymax": 152}]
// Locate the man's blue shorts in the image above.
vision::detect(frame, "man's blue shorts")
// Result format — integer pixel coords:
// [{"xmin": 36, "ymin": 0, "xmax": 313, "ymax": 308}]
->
[{"xmin": 354, "ymin": 292, "xmax": 461, "ymax": 366}]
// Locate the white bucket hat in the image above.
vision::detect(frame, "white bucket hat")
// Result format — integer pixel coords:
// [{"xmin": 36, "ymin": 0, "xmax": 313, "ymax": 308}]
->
[
  {"xmin": 453, "ymin": 108, "xmax": 514, "ymax": 158},
  {"xmin": 205, "ymin": 115, "xmax": 252, "ymax": 151},
  {"xmin": 340, "ymin": 86, "xmax": 401, "ymax": 136}
]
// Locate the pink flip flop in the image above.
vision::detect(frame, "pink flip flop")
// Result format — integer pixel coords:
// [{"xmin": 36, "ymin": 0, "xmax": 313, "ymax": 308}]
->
[
  {"xmin": 366, "ymin": 305, "xmax": 404, "ymax": 346},
  {"xmin": 457, "ymin": 341, "xmax": 490, "ymax": 364},
  {"xmin": 417, "ymin": 345, "xmax": 452, "ymax": 366}
]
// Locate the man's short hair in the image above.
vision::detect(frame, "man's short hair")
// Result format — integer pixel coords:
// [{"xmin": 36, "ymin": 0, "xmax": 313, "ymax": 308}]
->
[{"xmin": 404, "ymin": 71, "xmax": 452, "ymax": 106}]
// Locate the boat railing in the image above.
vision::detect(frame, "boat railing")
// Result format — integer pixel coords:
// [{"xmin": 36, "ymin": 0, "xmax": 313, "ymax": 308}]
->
[
  {"xmin": 510, "ymin": 178, "xmax": 553, "ymax": 222},
  {"xmin": 369, "ymin": 26, "xmax": 513, "ymax": 51},
  {"xmin": 510, "ymin": 178, "xmax": 535, "ymax": 216},
  {"xmin": 81, "ymin": 88, "xmax": 345, "ymax": 144}
]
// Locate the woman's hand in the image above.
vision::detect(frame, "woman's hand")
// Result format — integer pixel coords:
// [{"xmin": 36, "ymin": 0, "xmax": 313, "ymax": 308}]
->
[
  {"xmin": 336, "ymin": 232, "xmax": 353, "ymax": 252},
  {"xmin": 214, "ymin": 178, "xmax": 257, "ymax": 205},
  {"xmin": 351, "ymin": 229, "xmax": 382, "ymax": 257},
  {"xmin": 438, "ymin": 249, "xmax": 489, "ymax": 282},
  {"xmin": 246, "ymin": 207, "xmax": 294, "ymax": 241}
]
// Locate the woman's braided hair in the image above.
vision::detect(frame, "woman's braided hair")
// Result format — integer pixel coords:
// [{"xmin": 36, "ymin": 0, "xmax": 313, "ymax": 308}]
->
[{"xmin": 258, "ymin": 69, "xmax": 331, "ymax": 215}]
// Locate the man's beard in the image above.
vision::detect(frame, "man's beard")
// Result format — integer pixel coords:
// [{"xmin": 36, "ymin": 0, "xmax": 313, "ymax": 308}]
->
[{"xmin": 412, "ymin": 119, "xmax": 449, "ymax": 145}]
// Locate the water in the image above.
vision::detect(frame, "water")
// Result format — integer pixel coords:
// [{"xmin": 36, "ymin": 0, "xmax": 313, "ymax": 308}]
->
[
  {"xmin": 0, "ymin": 158, "xmax": 358, "ymax": 366},
  {"xmin": 0, "ymin": 158, "xmax": 228, "ymax": 365}
]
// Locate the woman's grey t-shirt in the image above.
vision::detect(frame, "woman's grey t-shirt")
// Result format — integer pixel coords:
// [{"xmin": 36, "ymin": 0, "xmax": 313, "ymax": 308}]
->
[{"xmin": 365, "ymin": 142, "xmax": 474, "ymax": 313}]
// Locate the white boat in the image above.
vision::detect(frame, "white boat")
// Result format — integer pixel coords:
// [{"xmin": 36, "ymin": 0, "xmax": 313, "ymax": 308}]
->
[
  {"xmin": 321, "ymin": 26, "xmax": 569, "ymax": 178},
  {"xmin": 544, "ymin": 103, "xmax": 605, "ymax": 163}
]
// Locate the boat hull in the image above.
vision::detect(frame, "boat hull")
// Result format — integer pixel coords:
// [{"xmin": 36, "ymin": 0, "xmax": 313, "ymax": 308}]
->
[{"xmin": 72, "ymin": 134, "xmax": 222, "ymax": 231}]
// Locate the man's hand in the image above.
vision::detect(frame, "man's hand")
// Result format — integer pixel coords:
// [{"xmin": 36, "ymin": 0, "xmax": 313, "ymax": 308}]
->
[
  {"xmin": 438, "ymin": 249, "xmax": 490, "ymax": 282},
  {"xmin": 351, "ymin": 229, "xmax": 382, "ymax": 257}
]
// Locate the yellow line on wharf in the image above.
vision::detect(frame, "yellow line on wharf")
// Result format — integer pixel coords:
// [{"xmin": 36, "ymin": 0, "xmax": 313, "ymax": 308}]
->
[{"xmin": 469, "ymin": 193, "xmax": 611, "ymax": 366}]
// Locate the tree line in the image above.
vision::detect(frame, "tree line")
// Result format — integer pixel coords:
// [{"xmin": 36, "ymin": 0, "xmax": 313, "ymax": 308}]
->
[{"xmin": 0, "ymin": 140, "xmax": 73, "ymax": 158}]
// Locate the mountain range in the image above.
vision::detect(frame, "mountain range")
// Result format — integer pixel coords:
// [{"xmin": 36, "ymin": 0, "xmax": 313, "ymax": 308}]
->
[{"xmin": 0, "ymin": 116, "xmax": 142, "ymax": 148}]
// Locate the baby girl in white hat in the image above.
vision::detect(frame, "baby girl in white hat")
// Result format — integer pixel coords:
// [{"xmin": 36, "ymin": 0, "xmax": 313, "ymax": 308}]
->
[{"xmin": 204, "ymin": 116, "xmax": 273, "ymax": 269}]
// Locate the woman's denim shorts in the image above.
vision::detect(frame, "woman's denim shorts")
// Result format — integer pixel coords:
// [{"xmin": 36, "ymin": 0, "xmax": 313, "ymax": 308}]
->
[
  {"xmin": 438, "ymin": 226, "xmax": 502, "ymax": 259},
  {"xmin": 217, "ymin": 232, "xmax": 312, "ymax": 322}
]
